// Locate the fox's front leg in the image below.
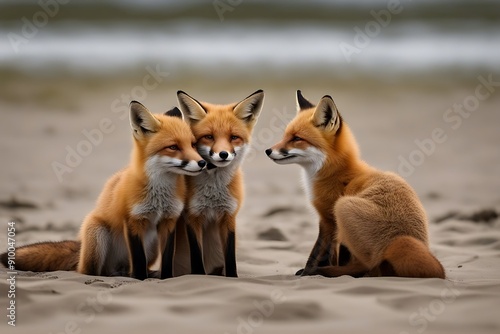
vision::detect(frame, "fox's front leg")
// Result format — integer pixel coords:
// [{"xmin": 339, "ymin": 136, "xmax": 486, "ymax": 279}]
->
[
  {"xmin": 186, "ymin": 214, "xmax": 206, "ymax": 275},
  {"xmin": 157, "ymin": 218, "xmax": 177, "ymax": 279},
  {"xmin": 297, "ymin": 236, "xmax": 330, "ymax": 276},
  {"xmin": 300, "ymin": 221, "xmax": 337, "ymax": 276},
  {"xmin": 125, "ymin": 218, "xmax": 149, "ymax": 280},
  {"xmin": 220, "ymin": 213, "xmax": 237, "ymax": 278}
]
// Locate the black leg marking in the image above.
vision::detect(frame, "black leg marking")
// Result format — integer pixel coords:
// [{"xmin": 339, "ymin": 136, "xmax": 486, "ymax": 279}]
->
[
  {"xmin": 318, "ymin": 246, "xmax": 332, "ymax": 267},
  {"xmin": 147, "ymin": 270, "xmax": 160, "ymax": 279},
  {"xmin": 379, "ymin": 260, "xmax": 396, "ymax": 276},
  {"xmin": 86, "ymin": 256, "xmax": 99, "ymax": 276},
  {"xmin": 225, "ymin": 231, "xmax": 237, "ymax": 277},
  {"xmin": 160, "ymin": 231, "xmax": 176, "ymax": 279},
  {"xmin": 302, "ymin": 236, "xmax": 330, "ymax": 275},
  {"xmin": 338, "ymin": 244, "xmax": 351, "ymax": 267},
  {"xmin": 209, "ymin": 266, "xmax": 224, "ymax": 276},
  {"xmin": 187, "ymin": 225, "xmax": 205, "ymax": 275},
  {"xmin": 127, "ymin": 232, "xmax": 147, "ymax": 280}
]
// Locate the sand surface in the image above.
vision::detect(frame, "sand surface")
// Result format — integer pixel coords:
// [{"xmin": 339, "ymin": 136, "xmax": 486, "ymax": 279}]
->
[{"xmin": 1, "ymin": 78, "xmax": 500, "ymax": 334}]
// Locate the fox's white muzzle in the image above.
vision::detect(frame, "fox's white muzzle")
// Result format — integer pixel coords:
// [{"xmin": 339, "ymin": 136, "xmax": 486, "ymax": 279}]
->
[
  {"xmin": 199, "ymin": 145, "xmax": 246, "ymax": 168},
  {"xmin": 148, "ymin": 155, "xmax": 206, "ymax": 176}
]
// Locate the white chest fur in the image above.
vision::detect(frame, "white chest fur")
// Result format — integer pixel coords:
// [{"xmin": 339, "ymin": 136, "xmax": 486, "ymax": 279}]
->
[
  {"xmin": 301, "ymin": 168, "xmax": 314, "ymax": 202},
  {"xmin": 189, "ymin": 166, "xmax": 239, "ymax": 221},
  {"xmin": 299, "ymin": 146, "xmax": 326, "ymax": 203},
  {"xmin": 131, "ymin": 168, "xmax": 183, "ymax": 225}
]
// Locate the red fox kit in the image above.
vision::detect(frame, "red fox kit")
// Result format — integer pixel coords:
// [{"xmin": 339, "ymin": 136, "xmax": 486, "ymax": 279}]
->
[
  {"xmin": 174, "ymin": 90, "xmax": 264, "ymax": 277},
  {"xmin": 1, "ymin": 102, "xmax": 206, "ymax": 279},
  {"xmin": 266, "ymin": 91, "xmax": 445, "ymax": 279}
]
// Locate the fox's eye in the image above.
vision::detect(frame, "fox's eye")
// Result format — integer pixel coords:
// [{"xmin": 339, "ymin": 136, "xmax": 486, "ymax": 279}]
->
[
  {"xmin": 230, "ymin": 135, "xmax": 240, "ymax": 141},
  {"xmin": 204, "ymin": 135, "xmax": 214, "ymax": 140},
  {"xmin": 292, "ymin": 136, "xmax": 303, "ymax": 142},
  {"xmin": 167, "ymin": 145, "xmax": 179, "ymax": 151}
]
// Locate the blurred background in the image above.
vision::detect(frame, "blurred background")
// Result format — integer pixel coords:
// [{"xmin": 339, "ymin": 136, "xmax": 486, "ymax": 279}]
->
[
  {"xmin": 0, "ymin": 0, "xmax": 499, "ymax": 242},
  {"xmin": 1, "ymin": 0, "xmax": 499, "ymax": 79}
]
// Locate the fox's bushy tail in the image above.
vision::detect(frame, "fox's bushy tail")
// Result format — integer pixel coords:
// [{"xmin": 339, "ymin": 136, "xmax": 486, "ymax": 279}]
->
[
  {"xmin": 379, "ymin": 236, "xmax": 445, "ymax": 279},
  {"xmin": 1, "ymin": 240, "xmax": 80, "ymax": 272}
]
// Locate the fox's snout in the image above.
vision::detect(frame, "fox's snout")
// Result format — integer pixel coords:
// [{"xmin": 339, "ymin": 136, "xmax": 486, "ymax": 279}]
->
[
  {"xmin": 265, "ymin": 147, "xmax": 289, "ymax": 159},
  {"xmin": 265, "ymin": 146, "xmax": 310, "ymax": 166},
  {"xmin": 211, "ymin": 150, "xmax": 232, "ymax": 161},
  {"xmin": 155, "ymin": 155, "xmax": 206, "ymax": 176},
  {"xmin": 203, "ymin": 147, "xmax": 238, "ymax": 167},
  {"xmin": 219, "ymin": 151, "xmax": 229, "ymax": 160},
  {"xmin": 181, "ymin": 158, "xmax": 207, "ymax": 172},
  {"xmin": 181, "ymin": 159, "xmax": 207, "ymax": 168}
]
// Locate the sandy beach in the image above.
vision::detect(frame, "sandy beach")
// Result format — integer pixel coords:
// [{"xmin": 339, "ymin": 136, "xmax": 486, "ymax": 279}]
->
[{"xmin": 0, "ymin": 74, "xmax": 499, "ymax": 334}]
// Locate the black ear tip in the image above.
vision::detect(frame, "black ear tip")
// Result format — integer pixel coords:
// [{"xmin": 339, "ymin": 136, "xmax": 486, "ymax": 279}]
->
[
  {"xmin": 130, "ymin": 100, "xmax": 147, "ymax": 109},
  {"xmin": 322, "ymin": 95, "xmax": 333, "ymax": 100},
  {"xmin": 165, "ymin": 106, "xmax": 183, "ymax": 118},
  {"xmin": 242, "ymin": 89, "xmax": 264, "ymax": 101},
  {"xmin": 177, "ymin": 90, "xmax": 187, "ymax": 96},
  {"xmin": 297, "ymin": 90, "xmax": 315, "ymax": 111}
]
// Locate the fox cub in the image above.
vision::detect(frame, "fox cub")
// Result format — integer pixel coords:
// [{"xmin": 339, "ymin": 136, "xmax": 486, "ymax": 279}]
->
[
  {"xmin": 1, "ymin": 102, "xmax": 206, "ymax": 279},
  {"xmin": 173, "ymin": 90, "xmax": 264, "ymax": 277},
  {"xmin": 266, "ymin": 91, "xmax": 445, "ymax": 279}
]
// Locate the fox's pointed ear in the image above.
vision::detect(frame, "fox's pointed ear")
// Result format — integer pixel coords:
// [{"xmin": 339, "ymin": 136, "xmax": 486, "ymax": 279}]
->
[
  {"xmin": 164, "ymin": 106, "xmax": 184, "ymax": 120},
  {"xmin": 312, "ymin": 95, "xmax": 341, "ymax": 133},
  {"xmin": 177, "ymin": 91, "xmax": 206, "ymax": 123},
  {"xmin": 296, "ymin": 90, "xmax": 314, "ymax": 113},
  {"xmin": 130, "ymin": 101, "xmax": 161, "ymax": 139},
  {"xmin": 233, "ymin": 89, "xmax": 264, "ymax": 125}
]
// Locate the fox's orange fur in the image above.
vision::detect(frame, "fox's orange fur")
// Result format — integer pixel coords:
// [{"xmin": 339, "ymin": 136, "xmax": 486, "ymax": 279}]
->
[
  {"xmin": 1, "ymin": 102, "xmax": 206, "ymax": 279},
  {"xmin": 266, "ymin": 91, "xmax": 445, "ymax": 279},
  {"xmin": 174, "ymin": 90, "xmax": 264, "ymax": 277}
]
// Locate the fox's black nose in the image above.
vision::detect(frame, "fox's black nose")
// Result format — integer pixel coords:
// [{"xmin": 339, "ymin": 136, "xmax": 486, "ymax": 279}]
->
[
  {"xmin": 198, "ymin": 160, "xmax": 207, "ymax": 168},
  {"xmin": 265, "ymin": 149, "xmax": 272, "ymax": 156},
  {"xmin": 219, "ymin": 151, "xmax": 229, "ymax": 160}
]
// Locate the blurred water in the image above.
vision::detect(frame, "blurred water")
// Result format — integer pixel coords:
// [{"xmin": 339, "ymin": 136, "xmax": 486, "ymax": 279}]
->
[{"xmin": 0, "ymin": 0, "xmax": 499, "ymax": 79}]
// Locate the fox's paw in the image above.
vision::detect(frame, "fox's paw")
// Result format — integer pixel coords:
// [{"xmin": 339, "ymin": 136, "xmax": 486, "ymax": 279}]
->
[
  {"xmin": 299, "ymin": 266, "xmax": 319, "ymax": 277},
  {"xmin": 295, "ymin": 268, "xmax": 305, "ymax": 276},
  {"xmin": 131, "ymin": 272, "xmax": 148, "ymax": 281},
  {"xmin": 148, "ymin": 270, "xmax": 160, "ymax": 279}
]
